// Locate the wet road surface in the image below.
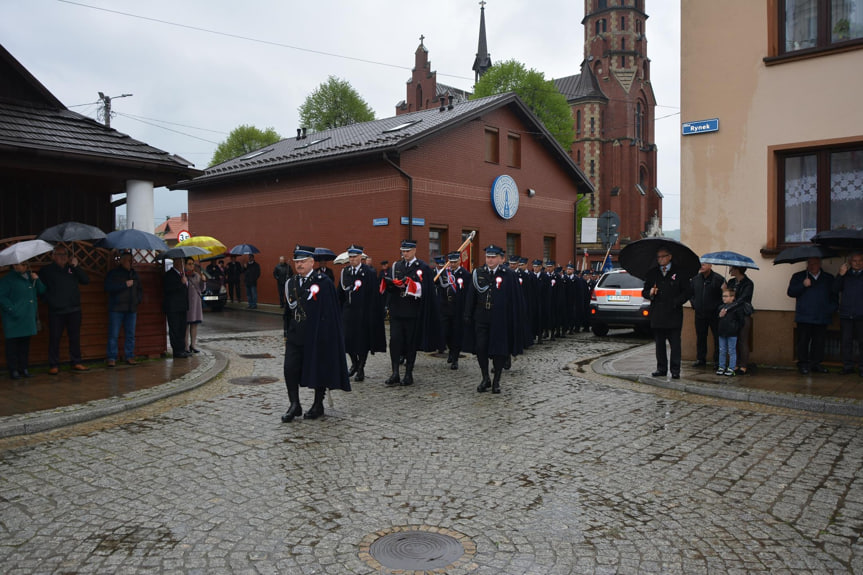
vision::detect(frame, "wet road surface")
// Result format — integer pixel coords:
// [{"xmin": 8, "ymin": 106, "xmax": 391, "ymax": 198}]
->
[{"xmin": 1, "ymin": 324, "xmax": 862, "ymax": 574}]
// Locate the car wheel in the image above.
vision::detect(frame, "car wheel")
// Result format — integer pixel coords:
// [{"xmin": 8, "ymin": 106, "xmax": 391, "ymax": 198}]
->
[{"xmin": 591, "ymin": 324, "xmax": 609, "ymax": 337}]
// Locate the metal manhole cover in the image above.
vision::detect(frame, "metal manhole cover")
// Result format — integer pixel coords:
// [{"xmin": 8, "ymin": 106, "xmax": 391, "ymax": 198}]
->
[
  {"xmin": 229, "ymin": 376, "xmax": 279, "ymax": 386},
  {"xmin": 238, "ymin": 353, "xmax": 275, "ymax": 359},
  {"xmin": 360, "ymin": 526, "xmax": 475, "ymax": 571}
]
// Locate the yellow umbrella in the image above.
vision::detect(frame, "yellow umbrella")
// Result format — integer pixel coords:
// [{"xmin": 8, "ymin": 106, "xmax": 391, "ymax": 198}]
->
[{"xmin": 176, "ymin": 236, "xmax": 227, "ymax": 258}]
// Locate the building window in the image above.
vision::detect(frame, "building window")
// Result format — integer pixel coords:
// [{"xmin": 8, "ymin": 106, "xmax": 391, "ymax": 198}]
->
[
  {"xmin": 577, "ymin": 149, "xmax": 581, "ymax": 164},
  {"xmin": 485, "ymin": 127, "xmax": 499, "ymax": 164},
  {"xmin": 576, "ymin": 110, "xmax": 582, "ymax": 135},
  {"xmin": 598, "ymin": 0, "xmax": 607, "ymax": 9},
  {"xmin": 506, "ymin": 233, "xmax": 521, "ymax": 258},
  {"xmin": 590, "ymin": 117, "xmax": 595, "ymax": 134},
  {"xmin": 543, "ymin": 236, "xmax": 555, "ymax": 263},
  {"xmin": 777, "ymin": 0, "xmax": 863, "ymax": 56},
  {"xmin": 635, "ymin": 101, "xmax": 644, "ymax": 143},
  {"xmin": 416, "ymin": 85, "xmax": 423, "ymax": 110},
  {"xmin": 779, "ymin": 145, "xmax": 863, "ymax": 244},
  {"xmin": 590, "ymin": 159, "xmax": 595, "ymax": 177},
  {"xmin": 507, "ymin": 133, "xmax": 521, "ymax": 168},
  {"xmin": 621, "ymin": 16, "xmax": 626, "ymax": 29},
  {"xmin": 429, "ymin": 227, "xmax": 447, "ymax": 260}
]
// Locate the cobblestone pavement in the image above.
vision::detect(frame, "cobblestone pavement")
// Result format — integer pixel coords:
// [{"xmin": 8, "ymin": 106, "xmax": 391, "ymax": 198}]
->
[{"xmin": 1, "ymin": 329, "xmax": 862, "ymax": 574}]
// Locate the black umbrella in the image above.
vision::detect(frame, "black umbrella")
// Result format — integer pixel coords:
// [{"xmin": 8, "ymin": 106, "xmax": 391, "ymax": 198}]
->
[
  {"xmin": 619, "ymin": 237, "xmax": 700, "ymax": 281},
  {"xmin": 37, "ymin": 221, "xmax": 107, "ymax": 243},
  {"xmin": 98, "ymin": 229, "xmax": 169, "ymax": 251},
  {"xmin": 773, "ymin": 244, "xmax": 838, "ymax": 264},
  {"xmin": 229, "ymin": 243, "xmax": 260, "ymax": 255},
  {"xmin": 810, "ymin": 229, "xmax": 863, "ymax": 250},
  {"xmin": 313, "ymin": 247, "xmax": 336, "ymax": 262},
  {"xmin": 157, "ymin": 246, "xmax": 209, "ymax": 260}
]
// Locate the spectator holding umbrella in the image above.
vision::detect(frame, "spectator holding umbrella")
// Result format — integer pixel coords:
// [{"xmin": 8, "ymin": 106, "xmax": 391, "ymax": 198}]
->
[
  {"xmin": 0, "ymin": 260, "xmax": 45, "ymax": 379},
  {"xmin": 689, "ymin": 262, "xmax": 724, "ymax": 368},
  {"xmin": 243, "ymin": 254, "xmax": 261, "ymax": 309},
  {"xmin": 104, "ymin": 251, "xmax": 143, "ymax": 366},
  {"xmin": 833, "ymin": 252, "xmax": 863, "ymax": 376},
  {"xmin": 787, "ymin": 257, "xmax": 837, "ymax": 375},
  {"xmin": 725, "ymin": 266, "xmax": 756, "ymax": 375},
  {"xmin": 39, "ymin": 246, "xmax": 90, "ymax": 374}
]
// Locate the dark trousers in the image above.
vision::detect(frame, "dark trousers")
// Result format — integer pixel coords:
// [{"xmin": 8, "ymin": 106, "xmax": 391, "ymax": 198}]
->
[
  {"xmin": 166, "ymin": 311, "xmax": 187, "ymax": 355},
  {"xmin": 284, "ymin": 340, "xmax": 303, "ymax": 404},
  {"xmin": 48, "ymin": 311, "xmax": 82, "ymax": 367},
  {"xmin": 277, "ymin": 282, "xmax": 287, "ymax": 307},
  {"xmin": 474, "ymin": 321, "xmax": 505, "ymax": 379},
  {"xmin": 694, "ymin": 314, "xmax": 719, "ymax": 364},
  {"xmin": 441, "ymin": 314, "xmax": 460, "ymax": 359},
  {"xmin": 737, "ymin": 315, "xmax": 752, "ymax": 369},
  {"xmin": 5, "ymin": 336, "xmax": 31, "ymax": 373},
  {"xmin": 840, "ymin": 317, "xmax": 863, "ymax": 369},
  {"xmin": 796, "ymin": 322, "xmax": 827, "ymax": 368},
  {"xmin": 389, "ymin": 316, "xmax": 419, "ymax": 373},
  {"xmin": 227, "ymin": 281, "xmax": 242, "ymax": 302},
  {"xmin": 653, "ymin": 327, "xmax": 682, "ymax": 375}
]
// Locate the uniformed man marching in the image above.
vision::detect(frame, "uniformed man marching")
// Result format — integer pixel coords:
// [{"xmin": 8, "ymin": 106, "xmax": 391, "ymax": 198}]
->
[
  {"xmin": 383, "ymin": 239, "xmax": 441, "ymax": 386},
  {"xmin": 438, "ymin": 251, "xmax": 470, "ymax": 370},
  {"xmin": 282, "ymin": 245, "xmax": 350, "ymax": 422},
  {"xmin": 463, "ymin": 245, "xmax": 526, "ymax": 394},
  {"xmin": 338, "ymin": 244, "xmax": 385, "ymax": 382}
]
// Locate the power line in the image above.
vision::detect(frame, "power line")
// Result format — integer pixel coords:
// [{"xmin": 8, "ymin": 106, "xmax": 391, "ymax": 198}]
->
[
  {"xmin": 57, "ymin": 0, "xmax": 475, "ymax": 82},
  {"xmin": 114, "ymin": 112, "xmax": 221, "ymax": 145},
  {"xmin": 118, "ymin": 112, "xmax": 229, "ymax": 135}
]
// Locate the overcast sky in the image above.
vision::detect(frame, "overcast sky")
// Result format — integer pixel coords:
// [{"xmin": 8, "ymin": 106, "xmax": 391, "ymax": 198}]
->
[{"xmin": 3, "ymin": 0, "xmax": 681, "ymax": 232}]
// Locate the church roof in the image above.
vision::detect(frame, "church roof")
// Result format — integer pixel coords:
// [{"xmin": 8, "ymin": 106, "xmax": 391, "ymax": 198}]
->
[
  {"xmin": 553, "ymin": 60, "xmax": 608, "ymax": 103},
  {"xmin": 436, "ymin": 82, "xmax": 471, "ymax": 104},
  {"xmin": 176, "ymin": 92, "xmax": 593, "ymax": 195}
]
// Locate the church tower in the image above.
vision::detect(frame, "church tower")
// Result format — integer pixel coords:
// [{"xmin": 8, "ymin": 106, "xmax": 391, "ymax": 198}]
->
[
  {"xmin": 561, "ymin": 0, "xmax": 660, "ymax": 246},
  {"xmin": 472, "ymin": 1, "xmax": 493, "ymax": 84}
]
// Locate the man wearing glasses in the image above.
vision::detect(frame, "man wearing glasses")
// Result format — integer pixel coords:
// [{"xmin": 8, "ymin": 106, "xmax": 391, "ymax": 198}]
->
[{"xmin": 642, "ymin": 246, "xmax": 693, "ymax": 380}]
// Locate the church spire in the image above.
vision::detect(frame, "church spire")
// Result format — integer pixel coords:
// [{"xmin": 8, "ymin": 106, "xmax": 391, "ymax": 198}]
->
[{"xmin": 472, "ymin": 1, "xmax": 492, "ymax": 84}]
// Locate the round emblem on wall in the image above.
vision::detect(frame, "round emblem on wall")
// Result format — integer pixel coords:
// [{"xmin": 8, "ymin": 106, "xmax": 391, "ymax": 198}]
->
[{"xmin": 490, "ymin": 174, "xmax": 519, "ymax": 220}]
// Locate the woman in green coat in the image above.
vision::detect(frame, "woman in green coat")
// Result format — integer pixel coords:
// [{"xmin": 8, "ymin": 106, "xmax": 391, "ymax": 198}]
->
[{"xmin": 0, "ymin": 263, "xmax": 46, "ymax": 379}]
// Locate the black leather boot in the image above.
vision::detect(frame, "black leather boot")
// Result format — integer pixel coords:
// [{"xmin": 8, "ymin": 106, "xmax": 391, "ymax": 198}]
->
[
  {"xmin": 477, "ymin": 366, "xmax": 491, "ymax": 392},
  {"xmin": 354, "ymin": 364, "xmax": 365, "ymax": 382},
  {"xmin": 401, "ymin": 370, "xmax": 414, "ymax": 386},
  {"xmin": 491, "ymin": 370, "xmax": 502, "ymax": 394},
  {"xmin": 281, "ymin": 402, "xmax": 302, "ymax": 423},
  {"xmin": 304, "ymin": 389, "xmax": 325, "ymax": 419},
  {"xmin": 450, "ymin": 357, "xmax": 458, "ymax": 370},
  {"xmin": 503, "ymin": 356, "xmax": 511, "ymax": 370},
  {"xmin": 385, "ymin": 371, "xmax": 401, "ymax": 386}
]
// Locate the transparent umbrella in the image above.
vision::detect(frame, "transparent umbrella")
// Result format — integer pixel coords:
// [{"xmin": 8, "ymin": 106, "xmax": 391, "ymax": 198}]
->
[{"xmin": 0, "ymin": 239, "xmax": 55, "ymax": 266}]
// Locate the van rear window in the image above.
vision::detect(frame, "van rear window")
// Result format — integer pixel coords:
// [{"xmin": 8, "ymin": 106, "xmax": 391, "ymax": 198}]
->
[{"xmin": 598, "ymin": 273, "xmax": 644, "ymax": 290}]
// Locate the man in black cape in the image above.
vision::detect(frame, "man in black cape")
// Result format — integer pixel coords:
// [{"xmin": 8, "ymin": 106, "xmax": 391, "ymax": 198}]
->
[
  {"xmin": 338, "ymin": 244, "xmax": 386, "ymax": 382},
  {"xmin": 382, "ymin": 239, "xmax": 442, "ymax": 386},
  {"xmin": 437, "ymin": 251, "xmax": 470, "ymax": 370},
  {"xmin": 463, "ymin": 244, "xmax": 527, "ymax": 394},
  {"xmin": 281, "ymin": 245, "xmax": 350, "ymax": 422}
]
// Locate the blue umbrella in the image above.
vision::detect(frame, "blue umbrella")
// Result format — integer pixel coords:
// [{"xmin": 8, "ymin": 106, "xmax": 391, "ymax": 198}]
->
[
  {"xmin": 99, "ymin": 229, "xmax": 168, "ymax": 251},
  {"xmin": 700, "ymin": 251, "xmax": 759, "ymax": 270},
  {"xmin": 229, "ymin": 243, "xmax": 260, "ymax": 255}
]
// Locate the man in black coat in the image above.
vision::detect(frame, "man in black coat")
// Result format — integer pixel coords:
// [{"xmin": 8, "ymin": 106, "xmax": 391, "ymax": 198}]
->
[
  {"xmin": 642, "ymin": 245, "xmax": 694, "ymax": 379},
  {"xmin": 833, "ymin": 252, "xmax": 863, "ymax": 376},
  {"xmin": 383, "ymin": 239, "xmax": 441, "ymax": 386},
  {"xmin": 463, "ymin": 244, "xmax": 526, "ymax": 394},
  {"xmin": 281, "ymin": 245, "xmax": 350, "ymax": 422},
  {"xmin": 225, "ymin": 255, "xmax": 243, "ymax": 303},
  {"xmin": 273, "ymin": 256, "xmax": 293, "ymax": 308},
  {"xmin": 690, "ymin": 262, "xmax": 725, "ymax": 367},
  {"xmin": 244, "ymin": 254, "xmax": 261, "ymax": 309},
  {"xmin": 39, "ymin": 246, "xmax": 90, "ymax": 373},
  {"xmin": 438, "ymin": 251, "xmax": 470, "ymax": 370},
  {"xmin": 338, "ymin": 244, "xmax": 385, "ymax": 382},
  {"xmin": 787, "ymin": 257, "xmax": 837, "ymax": 374},
  {"xmin": 163, "ymin": 257, "xmax": 189, "ymax": 358}
]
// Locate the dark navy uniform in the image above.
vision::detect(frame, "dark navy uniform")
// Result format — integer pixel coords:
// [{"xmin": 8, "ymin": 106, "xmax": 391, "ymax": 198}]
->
[
  {"xmin": 437, "ymin": 252, "xmax": 470, "ymax": 369},
  {"xmin": 338, "ymin": 245, "xmax": 385, "ymax": 382},
  {"xmin": 463, "ymin": 245, "xmax": 527, "ymax": 393},
  {"xmin": 282, "ymin": 245, "xmax": 350, "ymax": 422}
]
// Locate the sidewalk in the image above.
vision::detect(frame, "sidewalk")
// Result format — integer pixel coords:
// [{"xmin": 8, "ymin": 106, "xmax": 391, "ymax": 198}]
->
[
  {"xmin": 2, "ymin": 306, "xmax": 861, "ymax": 438},
  {"xmin": 593, "ymin": 343, "xmax": 863, "ymax": 417}
]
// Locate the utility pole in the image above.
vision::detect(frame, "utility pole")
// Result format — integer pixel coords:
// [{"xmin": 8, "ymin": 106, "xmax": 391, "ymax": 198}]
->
[{"xmin": 97, "ymin": 92, "xmax": 132, "ymax": 128}]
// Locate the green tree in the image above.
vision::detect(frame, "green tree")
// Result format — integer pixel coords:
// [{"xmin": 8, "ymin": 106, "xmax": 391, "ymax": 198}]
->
[
  {"xmin": 472, "ymin": 60, "xmax": 574, "ymax": 151},
  {"xmin": 210, "ymin": 125, "xmax": 281, "ymax": 166},
  {"xmin": 298, "ymin": 76, "xmax": 375, "ymax": 131}
]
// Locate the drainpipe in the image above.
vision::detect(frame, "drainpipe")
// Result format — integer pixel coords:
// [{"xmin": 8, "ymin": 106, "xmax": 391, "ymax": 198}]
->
[
  {"xmin": 383, "ymin": 153, "xmax": 414, "ymax": 241},
  {"xmin": 574, "ymin": 193, "xmax": 587, "ymax": 267}
]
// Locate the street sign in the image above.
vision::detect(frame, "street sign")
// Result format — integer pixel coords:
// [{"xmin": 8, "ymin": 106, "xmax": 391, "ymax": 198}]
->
[
  {"xmin": 373, "ymin": 218, "xmax": 389, "ymax": 226},
  {"xmin": 400, "ymin": 217, "xmax": 425, "ymax": 226},
  {"xmin": 177, "ymin": 229, "xmax": 191, "ymax": 242},
  {"xmin": 682, "ymin": 118, "xmax": 719, "ymax": 135},
  {"xmin": 597, "ymin": 211, "xmax": 620, "ymax": 248}
]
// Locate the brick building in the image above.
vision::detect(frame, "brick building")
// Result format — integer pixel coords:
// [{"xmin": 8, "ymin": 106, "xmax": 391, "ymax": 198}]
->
[
  {"xmin": 395, "ymin": 1, "xmax": 661, "ymax": 263},
  {"xmin": 176, "ymin": 93, "xmax": 592, "ymax": 306}
]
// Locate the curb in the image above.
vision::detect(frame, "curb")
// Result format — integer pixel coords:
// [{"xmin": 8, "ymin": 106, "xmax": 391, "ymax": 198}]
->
[
  {"xmin": 0, "ymin": 350, "xmax": 229, "ymax": 438},
  {"xmin": 592, "ymin": 345, "xmax": 863, "ymax": 417}
]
